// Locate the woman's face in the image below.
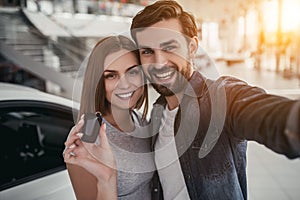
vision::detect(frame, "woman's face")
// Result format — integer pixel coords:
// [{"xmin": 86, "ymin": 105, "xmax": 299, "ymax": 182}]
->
[{"xmin": 103, "ymin": 49, "xmax": 144, "ymax": 111}]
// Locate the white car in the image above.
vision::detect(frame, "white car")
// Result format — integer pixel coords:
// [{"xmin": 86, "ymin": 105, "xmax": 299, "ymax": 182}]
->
[{"xmin": 0, "ymin": 82, "xmax": 78, "ymax": 200}]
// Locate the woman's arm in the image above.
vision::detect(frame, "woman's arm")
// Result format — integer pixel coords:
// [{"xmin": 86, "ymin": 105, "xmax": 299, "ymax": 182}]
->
[{"xmin": 67, "ymin": 164, "xmax": 98, "ymax": 200}]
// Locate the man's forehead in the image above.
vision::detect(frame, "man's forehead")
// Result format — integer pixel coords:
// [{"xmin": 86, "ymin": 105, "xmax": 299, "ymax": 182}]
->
[{"xmin": 135, "ymin": 27, "xmax": 187, "ymax": 48}]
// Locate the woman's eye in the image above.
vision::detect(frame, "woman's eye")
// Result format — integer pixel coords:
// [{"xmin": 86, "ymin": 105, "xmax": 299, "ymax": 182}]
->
[
  {"xmin": 127, "ymin": 67, "xmax": 141, "ymax": 77},
  {"xmin": 104, "ymin": 73, "xmax": 117, "ymax": 80}
]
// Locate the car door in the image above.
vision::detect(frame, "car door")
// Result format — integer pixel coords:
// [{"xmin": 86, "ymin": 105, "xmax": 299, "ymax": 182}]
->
[{"xmin": 0, "ymin": 100, "xmax": 76, "ymax": 200}]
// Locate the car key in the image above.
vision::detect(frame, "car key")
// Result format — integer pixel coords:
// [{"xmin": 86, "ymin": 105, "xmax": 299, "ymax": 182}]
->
[{"xmin": 81, "ymin": 112, "xmax": 102, "ymax": 143}]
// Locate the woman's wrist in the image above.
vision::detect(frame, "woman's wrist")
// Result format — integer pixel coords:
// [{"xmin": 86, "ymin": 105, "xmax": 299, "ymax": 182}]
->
[{"xmin": 96, "ymin": 175, "xmax": 117, "ymax": 200}]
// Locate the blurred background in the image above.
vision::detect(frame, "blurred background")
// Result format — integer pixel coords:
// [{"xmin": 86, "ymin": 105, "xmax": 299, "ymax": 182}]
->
[
  {"xmin": 0, "ymin": 0, "xmax": 300, "ymax": 98},
  {"xmin": 0, "ymin": 0, "xmax": 300, "ymax": 199}
]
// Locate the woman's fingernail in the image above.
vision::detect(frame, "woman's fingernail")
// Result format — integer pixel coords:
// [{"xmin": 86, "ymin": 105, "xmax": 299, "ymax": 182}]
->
[
  {"xmin": 76, "ymin": 133, "xmax": 84, "ymax": 138},
  {"xmin": 69, "ymin": 151, "xmax": 75, "ymax": 156},
  {"xmin": 78, "ymin": 118, "xmax": 84, "ymax": 125},
  {"xmin": 68, "ymin": 144, "xmax": 76, "ymax": 149},
  {"xmin": 80, "ymin": 114, "xmax": 85, "ymax": 119}
]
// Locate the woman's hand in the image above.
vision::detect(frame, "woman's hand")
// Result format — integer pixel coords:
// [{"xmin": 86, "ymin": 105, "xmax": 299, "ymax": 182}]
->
[{"xmin": 63, "ymin": 117, "xmax": 117, "ymax": 199}]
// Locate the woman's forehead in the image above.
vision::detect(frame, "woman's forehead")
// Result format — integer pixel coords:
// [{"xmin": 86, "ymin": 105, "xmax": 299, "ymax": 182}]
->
[{"xmin": 104, "ymin": 49, "xmax": 138, "ymax": 71}]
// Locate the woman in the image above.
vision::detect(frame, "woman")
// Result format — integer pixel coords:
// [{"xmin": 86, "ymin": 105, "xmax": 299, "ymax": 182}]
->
[{"xmin": 63, "ymin": 35, "xmax": 155, "ymax": 200}]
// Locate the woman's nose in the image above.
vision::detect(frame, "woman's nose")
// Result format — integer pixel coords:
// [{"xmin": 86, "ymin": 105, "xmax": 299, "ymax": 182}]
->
[{"xmin": 117, "ymin": 75, "xmax": 130, "ymax": 89}]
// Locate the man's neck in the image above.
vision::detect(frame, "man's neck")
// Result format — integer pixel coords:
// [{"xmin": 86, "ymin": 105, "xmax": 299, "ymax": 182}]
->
[{"xmin": 163, "ymin": 71, "xmax": 195, "ymax": 110}]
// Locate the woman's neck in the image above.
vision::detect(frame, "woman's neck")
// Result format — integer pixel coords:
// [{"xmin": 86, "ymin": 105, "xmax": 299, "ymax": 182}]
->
[{"xmin": 104, "ymin": 109, "xmax": 134, "ymax": 133}]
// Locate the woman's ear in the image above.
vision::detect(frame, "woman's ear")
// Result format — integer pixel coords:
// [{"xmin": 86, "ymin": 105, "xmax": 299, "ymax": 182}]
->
[{"xmin": 189, "ymin": 36, "xmax": 199, "ymax": 58}]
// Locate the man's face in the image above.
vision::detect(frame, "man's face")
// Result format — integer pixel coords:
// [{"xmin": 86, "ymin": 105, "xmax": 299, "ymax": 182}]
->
[{"xmin": 135, "ymin": 18, "xmax": 196, "ymax": 96}]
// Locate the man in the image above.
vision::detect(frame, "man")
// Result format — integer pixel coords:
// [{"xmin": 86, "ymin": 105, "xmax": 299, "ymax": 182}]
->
[{"xmin": 130, "ymin": 0, "xmax": 300, "ymax": 199}]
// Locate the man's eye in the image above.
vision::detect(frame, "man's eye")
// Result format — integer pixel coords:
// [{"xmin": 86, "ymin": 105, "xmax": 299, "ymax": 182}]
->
[
  {"xmin": 163, "ymin": 45, "xmax": 176, "ymax": 52},
  {"xmin": 140, "ymin": 49, "xmax": 153, "ymax": 55}
]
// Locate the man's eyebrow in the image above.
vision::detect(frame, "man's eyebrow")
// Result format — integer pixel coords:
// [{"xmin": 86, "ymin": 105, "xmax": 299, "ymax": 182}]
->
[
  {"xmin": 138, "ymin": 40, "xmax": 179, "ymax": 49},
  {"xmin": 160, "ymin": 39, "xmax": 178, "ymax": 48}
]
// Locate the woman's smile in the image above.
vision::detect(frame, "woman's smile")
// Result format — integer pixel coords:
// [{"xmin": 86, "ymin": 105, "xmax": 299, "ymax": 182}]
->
[{"xmin": 115, "ymin": 91, "xmax": 135, "ymax": 100}]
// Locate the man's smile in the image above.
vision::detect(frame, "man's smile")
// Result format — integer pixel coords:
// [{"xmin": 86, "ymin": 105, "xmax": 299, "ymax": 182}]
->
[
  {"xmin": 150, "ymin": 66, "xmax": 177, "ymax": 84},
  {"xmin": 154, "ymin": 70, "xmax": 175, "ymax": 80}
]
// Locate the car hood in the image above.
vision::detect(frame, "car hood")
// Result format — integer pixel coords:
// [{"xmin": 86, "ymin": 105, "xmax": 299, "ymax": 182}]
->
[{"xmin": 0, "ymin": 83, "xmax": 79, "ymax": 109}]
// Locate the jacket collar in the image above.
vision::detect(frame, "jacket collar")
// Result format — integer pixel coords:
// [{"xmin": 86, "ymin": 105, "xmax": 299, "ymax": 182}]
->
[{"xmin": 185, "ymin": 71, "xmax": 207, "ymax": 98}]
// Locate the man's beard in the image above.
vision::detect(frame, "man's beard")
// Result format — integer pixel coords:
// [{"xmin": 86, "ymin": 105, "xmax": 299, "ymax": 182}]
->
[{"xmin": 150, "ymin": 63, "xmax": 192, "ymax": 97}]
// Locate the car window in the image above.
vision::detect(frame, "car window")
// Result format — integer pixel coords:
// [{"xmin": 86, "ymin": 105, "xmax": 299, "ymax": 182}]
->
[{"xmin": 0, "ymin": 100, "xmax": 76, "ymax": 191}]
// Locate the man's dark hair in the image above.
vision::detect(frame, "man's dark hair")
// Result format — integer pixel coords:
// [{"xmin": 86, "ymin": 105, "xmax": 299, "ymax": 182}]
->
[{"xmin": 130, "ymin": 0, "xmax": 198, "ymax": 43}]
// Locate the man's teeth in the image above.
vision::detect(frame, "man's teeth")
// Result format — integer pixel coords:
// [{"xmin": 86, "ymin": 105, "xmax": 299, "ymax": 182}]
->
[
  {"xmin": 116, "ymin": 92, "xmax": 133, "ymax": 98},
  {"xmin": 155, "ymin": 71, "xmax": 173, "ymax": 79}
]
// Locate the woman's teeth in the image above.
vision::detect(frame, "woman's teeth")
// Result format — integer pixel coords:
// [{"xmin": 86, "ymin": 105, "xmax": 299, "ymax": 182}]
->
[{"xmin": 116, "ymin": 92, "xmax": 133, "ymax": 98}]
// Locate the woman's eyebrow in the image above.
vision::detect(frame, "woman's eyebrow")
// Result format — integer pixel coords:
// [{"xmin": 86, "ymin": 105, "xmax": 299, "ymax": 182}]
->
[
  {"xmin": 104, "ymin": 65, "xmax": 139, "ymax": 73},
  {"xmin": 126, "ymin": 65, "xmax": 140, "ymax": 72},
  {"xmin": 103, "ymin": 69, "xmax": 117, "ymax": 73},
  {"xmin": 138, "ymin": 45, "xmax": 152, "ymax": 49}
]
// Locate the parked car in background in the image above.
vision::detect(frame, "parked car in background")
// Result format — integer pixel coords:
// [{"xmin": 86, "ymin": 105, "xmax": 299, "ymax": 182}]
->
[{"xmin": 0, "ymin": 82, "xmax": 77, "ymax": 200}]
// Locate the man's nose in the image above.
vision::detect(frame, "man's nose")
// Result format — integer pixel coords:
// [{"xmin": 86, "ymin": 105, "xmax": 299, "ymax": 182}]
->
[{"xmin": 153, "ymin": 50, "xmax": 167, "ymax": 67}]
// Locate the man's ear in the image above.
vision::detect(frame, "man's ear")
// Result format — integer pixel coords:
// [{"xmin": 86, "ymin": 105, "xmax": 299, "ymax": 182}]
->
[{"xmin": 189, "ymin": 36, "xmax": 199, "ymax": 58}]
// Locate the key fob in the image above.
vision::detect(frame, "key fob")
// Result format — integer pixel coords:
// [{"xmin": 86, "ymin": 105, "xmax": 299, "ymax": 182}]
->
[{"xmin": 81, "ymin": 112, "xmax": 102, "ymax": 143}]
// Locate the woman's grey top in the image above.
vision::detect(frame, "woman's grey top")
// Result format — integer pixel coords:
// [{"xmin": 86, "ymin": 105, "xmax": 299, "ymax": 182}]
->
[{"xmin": 102, "ymin": 111, "xmax": 155, "ymax": 200}]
